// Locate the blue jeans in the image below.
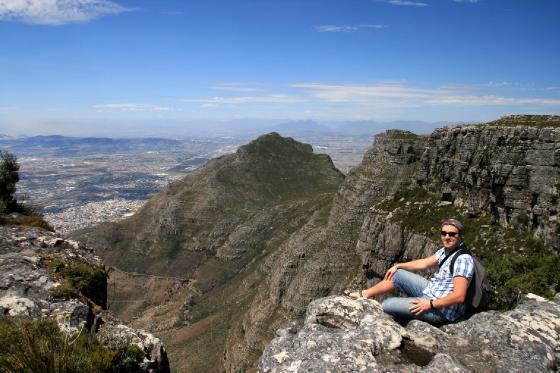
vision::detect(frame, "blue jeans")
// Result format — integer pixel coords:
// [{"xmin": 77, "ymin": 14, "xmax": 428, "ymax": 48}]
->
[{"xmin": 381, "ymin": 269, "xmax": 447, "ymax": 325}]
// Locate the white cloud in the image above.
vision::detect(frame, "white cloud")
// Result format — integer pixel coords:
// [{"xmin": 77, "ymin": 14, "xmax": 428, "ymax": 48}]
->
[
  {"xmin": 426, "ymin": 96, "xmax": 560, "ymax": 106},
  {"xmin": 93, "ymin": 103, "xmax": 170, "ymax": 112},
  {"xmin": 440, "ymin": 82, "xmax": 521, "ymax": 90},
  {"xmin": 453, "ymin": 0, "xmax": 479, "ymax": 3},
  {"xmin": 179, "ymin": 95, "xmax": 304, "ymax": 105},
  {"xmin": 292, "ymin": 83, "xmax": 445, "ymax": 102},
  {"xmin": 379, "ymin": 0, "xmax": 429, "ymax": 7},
  {"xmin": 0, "ymin": 0, "xmax": 131, "ymax": 25},
  {"xmin": 177, "ymin": 82, "xmax": 560, "ymax": 116},
  {"xmin": 315, "ymin": 24, "xmax": 386, "ymax": 33},
  {"xmin": 291, "ymin": 82, "xmax": 560, "ymax": 107}
]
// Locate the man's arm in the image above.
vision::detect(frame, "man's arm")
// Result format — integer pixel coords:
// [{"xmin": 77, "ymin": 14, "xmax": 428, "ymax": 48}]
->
[
  {"xmin": 384, "ymin": 255, "xmax": 438, "ymax": 281},
  {"xmin": 432, "ymin": 276, "xmax": 468, "ymax": 308},
  {"xmin": 409, "ymin": 276, "xmax": 468, "ymax": 315}
]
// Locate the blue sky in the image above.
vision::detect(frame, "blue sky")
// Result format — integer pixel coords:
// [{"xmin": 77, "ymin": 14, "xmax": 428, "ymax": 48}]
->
[{"xmin": 1, "ymin": 0, "xmax": 560, "ymax": 136}]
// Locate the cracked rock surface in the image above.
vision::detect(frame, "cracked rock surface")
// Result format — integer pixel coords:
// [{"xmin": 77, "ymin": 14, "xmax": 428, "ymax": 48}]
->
[{"xmin": 259, "ymin": 294, "xmax": 560, "ymax": 372}]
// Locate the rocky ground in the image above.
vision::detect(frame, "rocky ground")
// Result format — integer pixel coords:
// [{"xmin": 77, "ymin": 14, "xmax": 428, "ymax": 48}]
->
[
  {"xmin": 0, "ymin": 225, "xmax": 169, "ymax": 372},
  {"xmin": 259, "ymin": 294, "xmax": 560, "ymax": 372}
]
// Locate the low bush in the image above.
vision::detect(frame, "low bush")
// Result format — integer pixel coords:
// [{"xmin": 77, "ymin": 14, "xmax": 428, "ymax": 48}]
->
[
  {"xmin": 484, "ymin": 235, "xmax": 560, "ymax": 309},
  {"xmin": 50, "ymin": 283, "xmax": 81, "ymax": 301},
  {"xmin": 49, "ymin": 259, "xmax": 108, "ymax": 309},
  {"xmin": 2, "ymin": 212, "xmax": 54, "ymax": 231},
  {"xmin": 0, "ymin": 316, "xmax": 146, "ymax": 372}
]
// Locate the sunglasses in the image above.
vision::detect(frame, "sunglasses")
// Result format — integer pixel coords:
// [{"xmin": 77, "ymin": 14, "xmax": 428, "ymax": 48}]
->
[{"xmin": 440, "ymin": 231, "xmax": 458, "ymax": 237}]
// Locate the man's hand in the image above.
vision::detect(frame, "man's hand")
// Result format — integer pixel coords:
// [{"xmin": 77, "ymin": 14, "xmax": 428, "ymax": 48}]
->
[
  {"xmin": 384, "ymin": 265, "xmax": 399, "ymax": 281},
  {"xmin": 409, "ymin": 299, "xmax": 432, "ymax": 315}
]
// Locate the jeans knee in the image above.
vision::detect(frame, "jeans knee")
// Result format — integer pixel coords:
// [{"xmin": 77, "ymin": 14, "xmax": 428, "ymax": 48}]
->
[
  {"xmin": 392, "ymin": 268, "xmax": 404, "ymax": 282},
  {"xmin": 381, "ymin": 297, "xmax": 398, "ymax": 314},
  {"xmin": 391, "ymin": 269, "xmax": 406, "ymax": 289}
]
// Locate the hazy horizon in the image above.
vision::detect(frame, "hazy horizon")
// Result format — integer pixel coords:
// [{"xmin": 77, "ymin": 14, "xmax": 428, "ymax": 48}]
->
[{"xmin": 0, "ymin": 117, "xmax": 454, "ymax": 139}]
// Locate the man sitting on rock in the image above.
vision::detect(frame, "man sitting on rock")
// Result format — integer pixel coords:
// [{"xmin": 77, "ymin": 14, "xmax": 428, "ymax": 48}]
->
[{"xmin": 346, "ymin": 219, "xmax": 474, "ymax": 325}]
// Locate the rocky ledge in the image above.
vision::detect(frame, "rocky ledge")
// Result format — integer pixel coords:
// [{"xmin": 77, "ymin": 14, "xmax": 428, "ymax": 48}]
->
[
  {"xmin": 259, "ymin": 294, "xmax": 560, "ymax": 372},
  {"xmin": 0, "ymin": 225, "xmax": 169, "ymax": 372}
]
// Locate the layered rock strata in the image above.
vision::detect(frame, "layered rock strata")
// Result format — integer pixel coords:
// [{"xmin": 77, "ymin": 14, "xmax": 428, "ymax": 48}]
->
[{"xmin": 417, "ymin": 119, "xmax": 559, "ymax": 249}]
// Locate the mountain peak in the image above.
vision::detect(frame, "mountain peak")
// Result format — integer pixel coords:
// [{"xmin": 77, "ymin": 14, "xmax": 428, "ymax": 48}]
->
[{"xmin": 237, "ymin": 132, "xmax": 313, "ymax": 159}]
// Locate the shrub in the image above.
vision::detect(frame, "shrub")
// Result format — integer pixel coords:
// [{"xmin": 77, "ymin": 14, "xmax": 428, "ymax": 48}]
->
[
  {"xmin": 49, "ymin": 259, "xmax": 108, "ymax": 309},
  {"xmin": 0, "ymin": 150, "xmax": 19, "ymax": 212},
  {"xmin": 0, "ymin": 316, "xmax": 114, "ymax": 372},
  {"xmin": 0, "ymin": 150, "xmax": 54, "ymax": 231},
  {"xmin": 50, "ymin": 283, "xmax": 81, "ymax": 301},
  {"xmin": 0, "ymin": 316, "xmax": 147, "ymax": 372},
  {"xmin": 485, "ymin": 236, "xmax": 560, "ymax": 309},
  {"xmin": 3, "ymin": 213, "xmax": 54, "ymax": 231}
]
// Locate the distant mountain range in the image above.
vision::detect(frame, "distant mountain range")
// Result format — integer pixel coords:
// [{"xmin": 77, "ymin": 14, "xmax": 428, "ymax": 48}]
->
[
  {"xmin": 0, "ymin": 135, "xmax": 184, "ymax": 156},
  {"xmin": 270, "ymin": 119, "xmax": 449, "ymax": 138},
  {"xmin": 0, "ymin": 119, "xmax": 451, "ymax": 140},
  {"xmin": 0, "ymin": 119, "xmax": 447, "ymax": 158}
]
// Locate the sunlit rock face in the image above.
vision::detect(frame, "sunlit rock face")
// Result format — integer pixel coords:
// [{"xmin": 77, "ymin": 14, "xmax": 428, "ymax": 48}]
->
[
  {"xmin": 417, "ymin": 119, "xmax": 560, "ymax": 250},
  {"xmin": 259, "ymin": 294, "xmax": 560, "ymax": 373}
]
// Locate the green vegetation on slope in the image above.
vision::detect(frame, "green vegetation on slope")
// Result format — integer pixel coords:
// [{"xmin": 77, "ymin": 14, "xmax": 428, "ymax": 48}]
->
[
  {"xmin": 48, "ymin": 258, "xmax": 108, "ymax": 309},
  {"xmin": 383, "ymin": 129, "xmax": 424, "ymax": 140},
  {"xmin": 0, "ymin": 316, "xmax": 144, "ymax": 372},
  {"xmin": 171, "ymin": 193, "xmax": 334, "ymax": 372},
  {"xmin": 379, "ymin": 187, "xmax": 560, "ymax": 309},
  {"xmin": 486, "ymin": 114, "xmax": 560, "ymax": 128}
]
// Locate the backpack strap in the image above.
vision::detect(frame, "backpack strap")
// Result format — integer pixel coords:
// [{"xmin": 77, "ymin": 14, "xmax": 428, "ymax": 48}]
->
[
  {"xmin": 438, "ymin": 242, "xmax": 467, "ymax": 269},
  {"xmin": 449, "ymin": 247, "xmax": 471, "ymax": 275}
]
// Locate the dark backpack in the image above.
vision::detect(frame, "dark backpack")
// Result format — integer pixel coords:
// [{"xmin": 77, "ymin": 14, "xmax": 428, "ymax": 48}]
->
[{"xmin": 440, "ymin": 245, "xmax": 491, "ymax": 313}]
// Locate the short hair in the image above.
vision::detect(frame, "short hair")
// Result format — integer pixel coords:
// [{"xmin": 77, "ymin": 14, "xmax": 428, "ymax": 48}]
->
[{"xmin": 441, "ymin": 218, "xmax": 464, "ymax": 235}]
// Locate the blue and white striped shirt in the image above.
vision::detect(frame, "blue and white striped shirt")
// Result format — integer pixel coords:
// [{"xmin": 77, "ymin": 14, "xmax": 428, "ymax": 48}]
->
[{"xmin": 422, "ymin": 246, "xmax": 474, "ymax": 321}]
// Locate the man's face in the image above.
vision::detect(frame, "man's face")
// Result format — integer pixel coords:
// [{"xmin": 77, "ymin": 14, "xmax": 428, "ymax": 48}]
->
[{"xmin": 441, "ymin": 224, "xmax": 460, "ymax": 249}]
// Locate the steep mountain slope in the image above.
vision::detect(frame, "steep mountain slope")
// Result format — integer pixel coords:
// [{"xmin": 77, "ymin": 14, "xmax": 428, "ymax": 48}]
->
[
  {"xmin": 72, "ymin": 132, "xmax": 345, "ymax": 371},
  {"xmin": 74, "ymin": 116, "xmax": 560, "ymax": 372},
  {"xmin": 75, "ymin": 132, "xmax": 343, "ymax": 281}
]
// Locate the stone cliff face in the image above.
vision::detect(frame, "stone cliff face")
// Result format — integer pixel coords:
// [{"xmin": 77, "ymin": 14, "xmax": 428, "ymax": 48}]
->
[
  {"xmin": 417, "ymin": 118, "xmax": 559, "ymax": 249},
  {"xmin": 259, "ymin": 294, "xmax": 560, "ymax": 372},
  {"xmin": 0, "ymin": 226, "xmax": 169, "ymax": 372},
  {"xmin": 73, "ymin": 116, "xmax": 560, "ymax": 372}
]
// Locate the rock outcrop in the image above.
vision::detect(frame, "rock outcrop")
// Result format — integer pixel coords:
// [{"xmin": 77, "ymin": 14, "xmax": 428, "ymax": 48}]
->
[
  {"xmin": 259, "ymin": 294, "xmax": 560, "ymax": 372},
  {"xmin": 0, "ymin": 225, "xmax": 169, "ymax": 372}
]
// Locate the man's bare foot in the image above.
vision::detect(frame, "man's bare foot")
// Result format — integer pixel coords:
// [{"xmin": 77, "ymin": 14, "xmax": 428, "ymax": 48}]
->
[{"xmin": 343, "ymin": 289, "xmax": 361, "ymax": 298}]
